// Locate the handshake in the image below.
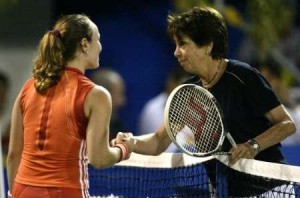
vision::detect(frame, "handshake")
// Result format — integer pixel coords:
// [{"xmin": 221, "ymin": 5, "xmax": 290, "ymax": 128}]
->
[{"xmin": 110, "ymin": 132, "xmax": 136, "ymax": 162}]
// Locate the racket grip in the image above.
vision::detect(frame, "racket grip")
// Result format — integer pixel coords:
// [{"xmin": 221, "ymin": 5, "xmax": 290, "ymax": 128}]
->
[{"xmin": 226, "ymin": 133, "xmax": 237, "ymax": 147}]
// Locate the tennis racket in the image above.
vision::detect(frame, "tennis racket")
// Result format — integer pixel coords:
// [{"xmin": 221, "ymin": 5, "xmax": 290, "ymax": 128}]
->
[{"xmin": 164, "ymin": 84, "xmax": 236, "ymax": 157}]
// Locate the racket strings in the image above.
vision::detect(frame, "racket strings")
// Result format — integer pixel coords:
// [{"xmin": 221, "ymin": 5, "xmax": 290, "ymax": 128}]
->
[
  {"xmin": 192, "ymin": 90, "xmax": 222, "ymax": 152},
  {"xmin": 168, "ymin": 87, "xmax": 223, "ymax": 154}
]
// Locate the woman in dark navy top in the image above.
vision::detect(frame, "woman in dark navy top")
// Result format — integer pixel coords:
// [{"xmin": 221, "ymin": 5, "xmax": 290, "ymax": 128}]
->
[
  {"xmin": 184, "ymin": 59, "xmax": 287, "ymax": 163},
  {"xmin": 120, "ymin": 6, "xmax": 295, "ymax": 165},
  {"xmin": 114, "ymin": 6, "xmax": 296, "ymax": 197}
]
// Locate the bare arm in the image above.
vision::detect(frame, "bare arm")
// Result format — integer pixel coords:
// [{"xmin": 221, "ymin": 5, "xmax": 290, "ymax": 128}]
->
[
  {"xmin": 85, "ymin": 86, "xmax": 132, "ymax": 168},
  {"xmin": 118, "ymin": 124, "xmax": 172, "ymax": 156},
  {"xmin": 256, "ymin": 105, "xmax": 296, "ymax": 149},
  {"xmin": 229, "ymin": 105, "xmax": 296, "ymax": 164},
  {"xmin": 6, "ymin": 92, "xmax": 23, "ymax": 192}
]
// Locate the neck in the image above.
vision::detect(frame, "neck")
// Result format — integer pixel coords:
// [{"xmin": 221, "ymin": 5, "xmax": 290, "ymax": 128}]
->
[
  {"xmin": 202, "ymin": 59, "xmax": 226, "ymax": 89},
  {"xmin": 67, "ymin": 59, "xmax": 86, "ymax": 73}
]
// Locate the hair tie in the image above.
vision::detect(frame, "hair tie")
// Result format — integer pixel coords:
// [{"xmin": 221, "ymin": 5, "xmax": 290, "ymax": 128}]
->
[{"xmin": 50, "ymin": 29, "xmax": 61, "ymax": 37}]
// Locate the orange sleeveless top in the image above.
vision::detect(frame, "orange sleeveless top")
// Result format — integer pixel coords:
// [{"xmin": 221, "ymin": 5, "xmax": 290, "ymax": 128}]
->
[{"xmin": 15, "ymin": 67, "xmax": 94, "ymax": 190}]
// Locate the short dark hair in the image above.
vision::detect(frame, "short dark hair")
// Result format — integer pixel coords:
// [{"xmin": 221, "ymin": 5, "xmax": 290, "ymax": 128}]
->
[{"xmin": 167, "ymin": 6, "xmax": 228, "ymax": 59}]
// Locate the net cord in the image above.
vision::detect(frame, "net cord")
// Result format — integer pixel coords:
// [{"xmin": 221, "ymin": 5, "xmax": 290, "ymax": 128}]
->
[
  {"xmin": 216, "ymin": 154, "xmax": 300, "ymax": 184},
  {"xmin": 117, "ymin": 153, "xmax": 300, "ymax": 184}
]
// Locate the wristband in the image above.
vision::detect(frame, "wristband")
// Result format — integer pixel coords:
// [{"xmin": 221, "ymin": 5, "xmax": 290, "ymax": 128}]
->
[{"xmin": 113, "ymin": 143, "xmax": 130, "ymax": 162}]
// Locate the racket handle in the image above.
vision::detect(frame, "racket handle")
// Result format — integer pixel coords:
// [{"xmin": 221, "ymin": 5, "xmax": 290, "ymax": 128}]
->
[
  {"xmin": 226, "ymin": 133, "xmax": 237, "ymax": 147},
  {"xmin": 215, "ymin": 151, "xmax": 232, "ymax": 155}
]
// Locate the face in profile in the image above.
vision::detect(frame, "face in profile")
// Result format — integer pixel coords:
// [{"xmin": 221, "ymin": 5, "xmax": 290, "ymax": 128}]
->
[{"xmin": 85, "ymin": 21, "xmax": 102, "ymax": 69}]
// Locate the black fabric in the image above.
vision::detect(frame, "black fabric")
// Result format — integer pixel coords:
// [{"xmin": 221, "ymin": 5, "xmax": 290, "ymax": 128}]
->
[{"xmin": 184, "ymin": 59, "xmax": 286, "ymax": 164}]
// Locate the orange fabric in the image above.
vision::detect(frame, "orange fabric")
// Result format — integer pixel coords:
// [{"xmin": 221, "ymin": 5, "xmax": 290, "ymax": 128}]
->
[
  {"xmin": 13, "ymin": 182, "xmax": 89, "ymax": 198},
  {"xmin": 15, "ymin": 67, "xmax": 94, "ymax": 190}
]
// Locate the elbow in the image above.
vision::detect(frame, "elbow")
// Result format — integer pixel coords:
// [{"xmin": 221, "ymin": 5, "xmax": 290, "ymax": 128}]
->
[
  {"xmin": 152, "ymin": 142, "xmax": 170, "ymax": 156},
  {"xmin": 153, "ymin": 147, "xmax": 166, "ymax": 156},
  {"xmin": 88, "ymin": 159, "xmax": 102, "ymax": 169},
  {"xmin": 285, "ymin": 120, "xmax": 297, "ymax": 137},
  {"xmin": 89, "ymin": 163, "xmax": 108, "ymax": 169},
  {"xmin": 152, "ymin": 150, "xmax": 163, "ymax": 156},
  {"xmin": 89, "ymin": 158, "xmax": 114, "ymax": 169},
  {"xmin": 88, "ymin": 152, "xmax": 117, "ymax": 169},
  {"xmin": 153, "ymin": 132, "xmax": 172, "ymax": 155},
  {"xmin": 7, "ymin": 152, "xmax": 14, "ymax": 162},
  {"xmin": 7, "ymin": 150, "xmax": 21, "ymax": 163},
  {"xmin": 6, "ymin": 150, "xmax": 22, "ymax": 170},
  {"xmin": 290, "ymin": 121, "xmax": 297, "ymax": 135}
]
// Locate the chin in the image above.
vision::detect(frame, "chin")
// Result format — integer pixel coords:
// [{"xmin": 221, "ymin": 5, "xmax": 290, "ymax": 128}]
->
[
  {"xmin": 88, "ymin": 63, "xmax": 100, "ymax": 69},
  {"xmin": 181, "ymin": 65, "xmax": 191, "ymax": 73}
]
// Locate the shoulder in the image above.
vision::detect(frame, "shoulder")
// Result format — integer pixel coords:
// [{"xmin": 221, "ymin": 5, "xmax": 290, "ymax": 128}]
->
[
  {"xmin": 88, "ymin": 85, "xmax": 112, "ymax": 102},
  {"xmin": 226, "ymin": 59, "xmax": 256, "ymax": 74},
  {"xmin": 225, "ymin": 59, "xmax": 263, "ymax": 85},
  {"xmin": 85, "ymin": 85, "xmax": 112, "ymax": 116},
  {"xmin": 20, "ymin": 78, "xmax": 35, "ymax": 99},
  {"xmin": 22, "ymin": 78, "xmax": 35, "ymax": 90}
]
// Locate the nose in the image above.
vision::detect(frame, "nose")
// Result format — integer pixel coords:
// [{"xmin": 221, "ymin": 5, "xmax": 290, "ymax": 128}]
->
[
  {"xmin": 100, "ymin": 43, "xmax": 103, "ymax": 51},
  {"xmin": 174, "ymin": 46, "xmax": 180, "ymax": 58}
]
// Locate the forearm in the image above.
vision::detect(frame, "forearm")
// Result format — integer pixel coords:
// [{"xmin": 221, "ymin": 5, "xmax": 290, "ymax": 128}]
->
[
  {"xmin": 255, "ymin": 120, "xmax": 296, "ymax": 151},
  {"xmin": 134, "ymin": 133, "xmax": 171, "ymax": 155},
  {"xmin": 229, "ymin": 106, "xmax": 296, "ymax": 165},
  {"xmin": 88, "ymin": 142, "xmax": 127, "ymax": 168}
]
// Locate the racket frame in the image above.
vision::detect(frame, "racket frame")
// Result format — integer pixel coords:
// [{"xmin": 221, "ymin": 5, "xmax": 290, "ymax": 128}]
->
[{"xmin": 164, "ymin": 84, "xmax": 236, "ymax": 157}]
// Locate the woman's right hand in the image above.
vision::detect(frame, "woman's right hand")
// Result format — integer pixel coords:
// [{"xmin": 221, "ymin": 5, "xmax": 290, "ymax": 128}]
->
[{"xmin": 113, "ymin": 132, "xmax": 136, "ymax": 160}]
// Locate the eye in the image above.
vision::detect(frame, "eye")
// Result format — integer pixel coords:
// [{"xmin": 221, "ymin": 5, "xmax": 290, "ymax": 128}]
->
[{"xmin": 178, "ymin": 41, "xmax": 185, "ymax": 47}]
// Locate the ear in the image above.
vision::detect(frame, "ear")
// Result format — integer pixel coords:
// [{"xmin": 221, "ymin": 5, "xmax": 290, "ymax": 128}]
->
[
  {"xmin": 80, "ymin": 38, "xmax": 89, "ymax": 54},
  {"xmin": 206, "ymin": 42, "xmax": 214, "ymax": 54}
]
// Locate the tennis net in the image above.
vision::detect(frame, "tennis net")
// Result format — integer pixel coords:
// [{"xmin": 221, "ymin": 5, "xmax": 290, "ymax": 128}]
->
[{"xmin": 88, "ymin": 153, "xmax": 300, "ymax": 198}]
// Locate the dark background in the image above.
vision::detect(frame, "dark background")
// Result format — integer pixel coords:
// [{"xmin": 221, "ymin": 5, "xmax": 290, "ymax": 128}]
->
[
  {"xmin": 0, "ymin": 0, "xmax": 298, "ymax": 166},
  {"xmin": 51, "ymin": 0, "xmax": 300, "ymax": 166},
  {"xmin": 1, "ymin": 1, "xmax": 299, "ymax": 195},
  {"xmin": 51, "ymin": 0, "xmax": 246, "ymax": 133}
]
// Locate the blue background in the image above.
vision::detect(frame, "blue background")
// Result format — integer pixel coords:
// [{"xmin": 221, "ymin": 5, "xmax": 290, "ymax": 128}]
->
[{"xmin": 52, "ymin": 0, "xmax": 300, "ymax": 166}]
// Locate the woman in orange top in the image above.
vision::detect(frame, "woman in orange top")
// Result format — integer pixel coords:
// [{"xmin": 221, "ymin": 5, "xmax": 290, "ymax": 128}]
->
[{"xmin": 6, "ymin": 14, "xmax": 134, "ymax": 198}]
